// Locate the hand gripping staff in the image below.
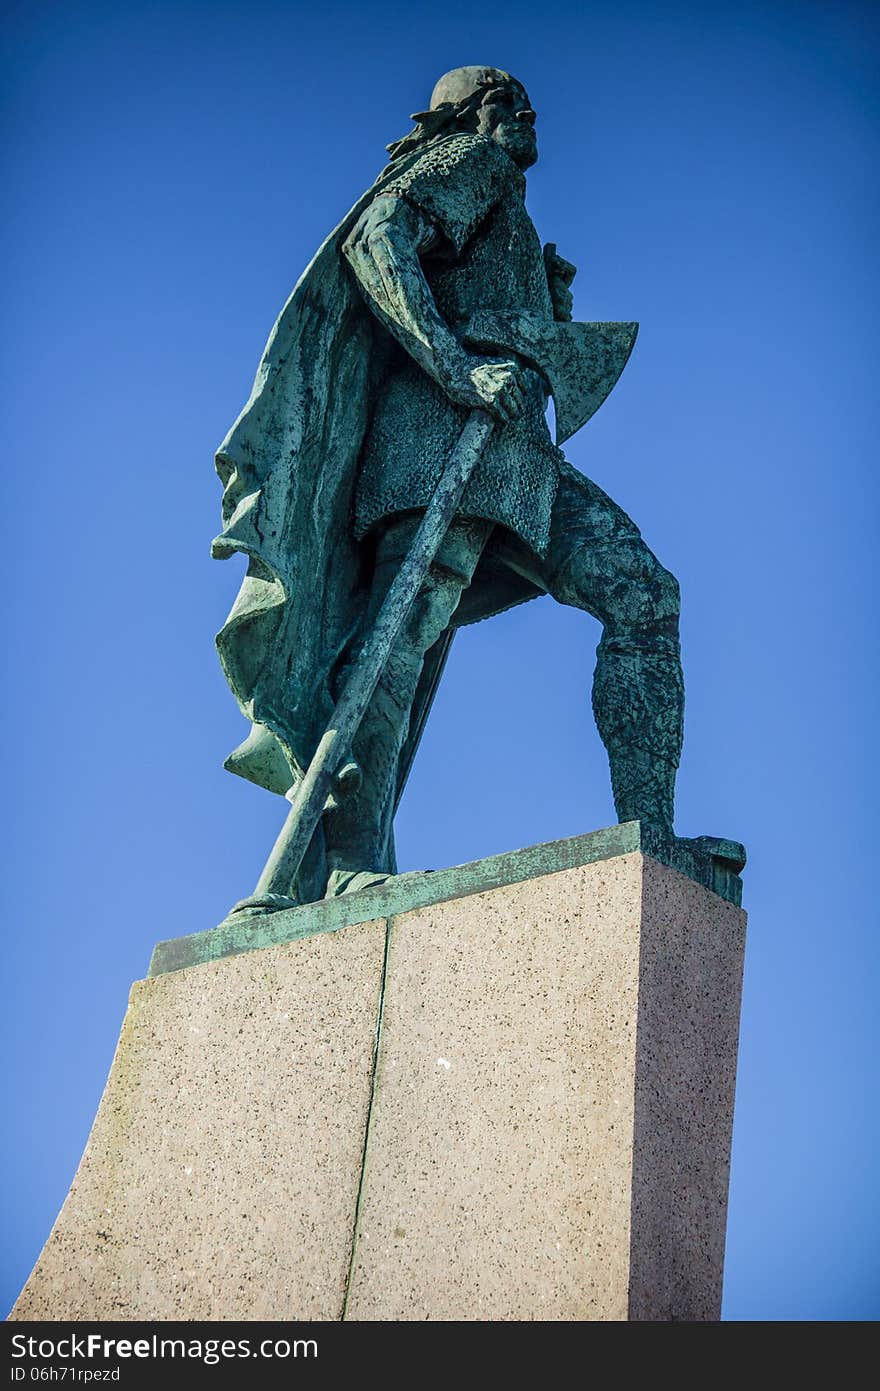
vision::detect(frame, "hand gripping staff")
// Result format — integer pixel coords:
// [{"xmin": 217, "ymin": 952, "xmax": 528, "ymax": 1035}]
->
[{"xmin": 237, "ymin": 312, "xmax": 638, "ymax": 910}]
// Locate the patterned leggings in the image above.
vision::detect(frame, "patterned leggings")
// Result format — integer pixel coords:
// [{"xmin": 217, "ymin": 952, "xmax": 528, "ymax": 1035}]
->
[{"xmin": 323, "ymin": 468, "xmax": 683, "ymax": 879}]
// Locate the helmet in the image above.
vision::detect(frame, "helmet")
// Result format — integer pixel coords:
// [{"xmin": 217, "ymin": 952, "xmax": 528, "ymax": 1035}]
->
[{"xmin": 428, "ymin": 66, "xmax": 517, "ymax": 111}]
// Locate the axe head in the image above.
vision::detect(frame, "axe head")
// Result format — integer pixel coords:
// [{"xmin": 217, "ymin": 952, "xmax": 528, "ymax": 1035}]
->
[{"xmin": 463, "ymin": 310, "xmax": 638, "ymax": 445}]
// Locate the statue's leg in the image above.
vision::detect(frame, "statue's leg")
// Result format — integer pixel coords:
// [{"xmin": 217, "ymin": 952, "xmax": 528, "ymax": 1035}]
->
[
  {"xmin": 540, "ymin": 473, "xmax": 684, "ymax": 833},
  {"xmin": 323, "ymin": 512, "xmax": 490, "ymax": 894}
]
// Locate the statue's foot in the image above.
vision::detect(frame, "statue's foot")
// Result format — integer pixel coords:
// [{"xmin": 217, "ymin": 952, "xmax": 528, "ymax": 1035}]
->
[
  {"xmin": 632, "ymin": 822, "xmax": 747, "ymax": 875},
  {"xmin": 324, "ymin": 868, "xmax": 392, "ymax": 898},
  {"xmin": 674, "ymin": 835, "xmax": 746, "ymax": 874},
  {"xmin": 228, "ymin": 892, "xmax": 301, "ymax": 915}
]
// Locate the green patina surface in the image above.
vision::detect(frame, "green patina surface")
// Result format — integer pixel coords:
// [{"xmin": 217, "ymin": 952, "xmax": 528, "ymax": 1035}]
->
[
  {"xmin": 148, "ymin": 822, "xmax": 744, "ymax": 979},
  {"xmin": 212, "ymin": 64, "xmax": 746, "ymax": 916}
]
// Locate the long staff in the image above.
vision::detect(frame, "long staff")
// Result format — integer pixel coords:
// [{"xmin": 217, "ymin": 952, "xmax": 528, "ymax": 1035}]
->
[{"xmin": 248, "ymin": 408, "xmax": 495, "ymax": 903}]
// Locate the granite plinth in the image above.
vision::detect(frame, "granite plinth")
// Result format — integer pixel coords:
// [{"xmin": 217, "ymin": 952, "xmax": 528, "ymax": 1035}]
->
[{"xmin": 11, "ymin": 826, "xmax": 746, "ymax": 1321}]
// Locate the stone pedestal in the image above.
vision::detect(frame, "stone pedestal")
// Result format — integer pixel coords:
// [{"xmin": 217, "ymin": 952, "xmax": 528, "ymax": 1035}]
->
[{"xmin": 11, "ymin": 823, "xmax": 746, "ymax": 1322}]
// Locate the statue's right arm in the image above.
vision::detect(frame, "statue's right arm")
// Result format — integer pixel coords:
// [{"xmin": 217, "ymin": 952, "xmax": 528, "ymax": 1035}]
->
[{"xmin": 342, "ymin": 194, "xmax": 523, "ymax": 423}]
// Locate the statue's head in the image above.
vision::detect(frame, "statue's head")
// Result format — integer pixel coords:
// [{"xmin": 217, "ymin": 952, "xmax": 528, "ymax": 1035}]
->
[{"xmin": 387, "ymin": 66, "xmax": 537, "ymax": 170}]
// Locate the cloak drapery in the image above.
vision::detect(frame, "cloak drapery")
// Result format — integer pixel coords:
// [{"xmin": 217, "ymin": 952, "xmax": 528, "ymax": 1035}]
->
[{"xmin": 213, "ymin": 138, "xmax": 543, "ymax": 897}]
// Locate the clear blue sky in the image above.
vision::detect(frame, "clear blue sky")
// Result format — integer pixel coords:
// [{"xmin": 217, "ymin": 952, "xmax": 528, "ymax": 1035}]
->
[{"xmin": 3, "ymin": 0, "xmax": 877, "ymax": 1321}]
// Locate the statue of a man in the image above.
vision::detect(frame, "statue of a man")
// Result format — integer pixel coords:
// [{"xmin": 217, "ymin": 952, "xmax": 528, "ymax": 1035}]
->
[{"xmin": 213, "ymin": 66, "xmax": 731, "ymax": 905}]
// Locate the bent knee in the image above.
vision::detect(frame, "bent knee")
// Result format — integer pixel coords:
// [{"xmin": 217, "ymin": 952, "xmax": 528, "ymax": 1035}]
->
[
  {"xmin": 616, "ymin": 555, "xmax": 680, "ymax": 630},
  {"xmin": 400, "ymin": 571, "xmax": 464, "ymax": 653},
  {"xmin": 555, "ymin": 537, "xmax": 680, "ymax": 629},
  {"xmin": 652, "ymin": 564, "xmax": 680, "ymax": 624}
]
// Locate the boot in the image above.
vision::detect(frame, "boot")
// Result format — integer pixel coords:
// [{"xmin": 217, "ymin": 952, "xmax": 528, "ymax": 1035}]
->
[
  {"xmin": 606, "ymin": 745, "xmax": 677, "ymax": 834},
  {"xmin": 591, "ymin": 624, "xmax": 684, "ymax": 833},
  {"xmin": 322, "ymin": 670, "xmax": 409, "ymax": 894},
  {"xmin": 592, "ymin": 626, "xmax": 745, "ymax": 882},
  {"xmin": 322, "ymin": 557, "xmax": 478, "ymax": 896}
]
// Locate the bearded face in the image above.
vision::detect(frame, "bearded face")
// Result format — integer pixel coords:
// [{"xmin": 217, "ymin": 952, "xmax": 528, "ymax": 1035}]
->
[
  {"xmin": 386, "ymin": 69, "xmax": 540, "ymax": 167},
  {"xmin": 474, "ymin": 82, "xmax": 538, "ymax": 170}
]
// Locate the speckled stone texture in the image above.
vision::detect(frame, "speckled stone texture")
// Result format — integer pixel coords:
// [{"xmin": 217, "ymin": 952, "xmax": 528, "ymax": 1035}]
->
[
  {"xmin": 12, "ymin": 841, "xmax": 745, "ymax": 1322},
  {"xmin": 628, "ymin": 858, "xmax": 747, "ymax": 1319},
  {"xmin": 11, "ymin": 920, "xmax": 387, "ymax": 1321},
  {"xmin": 345, "ymin": 852, "xmax": 746, "ymax": 1321}
]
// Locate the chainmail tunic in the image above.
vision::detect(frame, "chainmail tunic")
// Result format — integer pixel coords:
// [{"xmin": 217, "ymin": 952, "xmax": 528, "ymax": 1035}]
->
[{"xmin": 353, "ymin": 134, "xmax": 562, "ymax": 558}]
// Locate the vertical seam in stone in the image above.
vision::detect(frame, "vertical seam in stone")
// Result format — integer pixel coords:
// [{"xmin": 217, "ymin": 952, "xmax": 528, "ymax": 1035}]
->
[{"xmin": 341, "ymin": 914, "xmax": 393, "ymax": 1319}]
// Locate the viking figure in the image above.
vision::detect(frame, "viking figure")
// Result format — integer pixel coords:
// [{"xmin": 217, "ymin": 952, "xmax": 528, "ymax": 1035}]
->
[{"xmin": 213, "ymin": 66, "xmax": 734, "ymax": 906}]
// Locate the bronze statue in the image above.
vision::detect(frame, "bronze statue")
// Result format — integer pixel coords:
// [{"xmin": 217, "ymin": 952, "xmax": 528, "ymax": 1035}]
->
[{"xmin": 213, "ymin": 66, "xmax": 744, "ymax": 911}]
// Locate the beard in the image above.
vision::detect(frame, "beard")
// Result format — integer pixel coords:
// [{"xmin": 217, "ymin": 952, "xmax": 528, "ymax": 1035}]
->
[{"xmin": 495, "ymin": 123, "xmax": 538, "ymax": 170}]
